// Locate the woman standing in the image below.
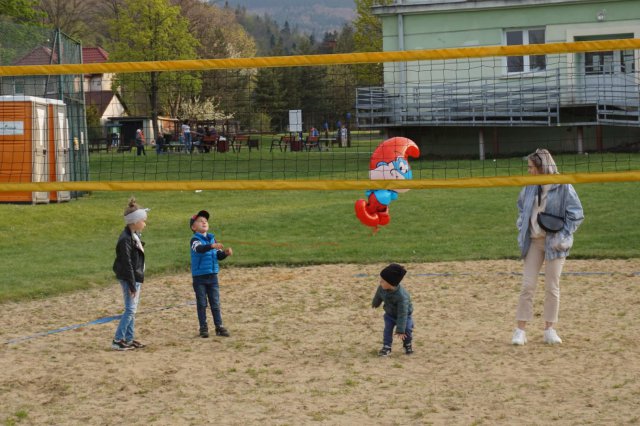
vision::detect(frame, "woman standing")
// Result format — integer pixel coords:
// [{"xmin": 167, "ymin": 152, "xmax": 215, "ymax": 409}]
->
[{"xmin": 512, "ymin": 149, "xmax": 584, "ymax": 346}]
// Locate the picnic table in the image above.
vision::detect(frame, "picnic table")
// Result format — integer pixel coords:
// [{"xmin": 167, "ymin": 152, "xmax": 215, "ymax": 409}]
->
[
  {"xmin": 88, "ymin": 138, "xmax": 110, "ymax": 153},
  {"xmin": 231, "ymin": 135, "xmax": 260, "ymax": 152},
  {"xmin": 319, "ymin": 137, "xmax": 338, "ymax": 149}
]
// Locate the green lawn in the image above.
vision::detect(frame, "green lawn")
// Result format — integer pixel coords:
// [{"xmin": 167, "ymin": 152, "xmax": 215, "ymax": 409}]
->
[
  {"xmin": 0, "ymin": 179, "xmax": 638, "ymax": 302},
  {"xmin": 90, "ymin": 138, "xmax": 640, "ymax": 182}
]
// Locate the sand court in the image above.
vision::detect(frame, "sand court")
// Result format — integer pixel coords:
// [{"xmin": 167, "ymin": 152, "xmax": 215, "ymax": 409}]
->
[{"xmin": 1, "ymin": 260, "xmax": 639, "ymax": 425}]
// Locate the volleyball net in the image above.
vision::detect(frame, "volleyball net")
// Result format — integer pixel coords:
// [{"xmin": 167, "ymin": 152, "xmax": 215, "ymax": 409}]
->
[{"xmin": 1, "ymin": 38, "xmax": 640, "ymax": 195}]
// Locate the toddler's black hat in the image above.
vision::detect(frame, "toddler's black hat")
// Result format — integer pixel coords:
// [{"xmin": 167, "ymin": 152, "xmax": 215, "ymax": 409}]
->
[
  {"xmin": 380, "ymin": 263, "xmax": 407, "ymax": 286},
  {"xmin": 190, "ymin": 210, "xmax": 210, "ymax": 228}
]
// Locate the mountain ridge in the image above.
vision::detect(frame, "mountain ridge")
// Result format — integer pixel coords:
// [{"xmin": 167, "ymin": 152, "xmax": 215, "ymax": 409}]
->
[{"xmin": 221, "ymin": 0, "xmax": 356, "ymax": 35}]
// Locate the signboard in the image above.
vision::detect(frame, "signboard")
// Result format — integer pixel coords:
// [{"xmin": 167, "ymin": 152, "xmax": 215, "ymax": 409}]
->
[
  {"xmin": 0, "ymin": 121, "xmax": 24, "ymax": 136},
  {"xmin": 288, "ymin": 109, "xmax": 302, "ymax": 133}
]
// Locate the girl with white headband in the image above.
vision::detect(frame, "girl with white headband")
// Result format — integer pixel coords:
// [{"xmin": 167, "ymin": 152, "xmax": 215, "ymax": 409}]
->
[{"xmin": 111, "ymin": 197, "xmax": 150, "ymax": 351}]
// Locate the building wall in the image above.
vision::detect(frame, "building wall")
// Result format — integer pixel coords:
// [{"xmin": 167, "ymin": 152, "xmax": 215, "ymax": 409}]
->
[
  {"xmin": 379, "ymin": 0, "xmax": 640, "ymax": 86},
  {"xmin": 387, "ymin": 124, "xmax": 640, "ymax": 158}
]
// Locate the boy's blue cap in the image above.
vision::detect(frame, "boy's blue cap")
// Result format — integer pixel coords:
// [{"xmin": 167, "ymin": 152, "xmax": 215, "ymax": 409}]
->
[{"xmin": 190, "ymin": 210, "xmax": 209, "ymax": 228}]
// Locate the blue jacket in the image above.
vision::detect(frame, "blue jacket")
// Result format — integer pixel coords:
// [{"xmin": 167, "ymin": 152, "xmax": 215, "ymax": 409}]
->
[
  {"xmin": 517, "ymin": 184, "xmax": 584, "ymax": 260},
  {"xmin": 190, "ymin": 232, "xmax": 227, "ymax": 277}
]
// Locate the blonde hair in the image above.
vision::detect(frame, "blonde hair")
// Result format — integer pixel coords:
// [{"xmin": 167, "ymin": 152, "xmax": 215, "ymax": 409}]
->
[
  {"xmin": 528, "ymin": 148, "xmax": 559, "ymax": 175},
  {"xmin": 123, "ymin": 196, "xmax": 143, "ymax": 216}
]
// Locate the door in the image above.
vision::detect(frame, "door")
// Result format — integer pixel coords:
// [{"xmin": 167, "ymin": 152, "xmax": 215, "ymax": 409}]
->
[
  {"xmin": 575, "ymin": 34, "xmax": 638, "ymax": 105},
  {"xmin": 54, "ymin": 106, "xmax": 70, "ymax": 201},
  {"xmin": 32, "ymin": 102, "xmax": 49, "ymax": 204}
]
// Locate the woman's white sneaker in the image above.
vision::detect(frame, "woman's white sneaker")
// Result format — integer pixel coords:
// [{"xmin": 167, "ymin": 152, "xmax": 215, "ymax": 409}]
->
[
  {"xmin": 511, "ymin": 328, "xmax": 527, "ymax": 345},
  {"xmin": 544, "ymin": 328, "xmax": 562, "ymax": 344}
]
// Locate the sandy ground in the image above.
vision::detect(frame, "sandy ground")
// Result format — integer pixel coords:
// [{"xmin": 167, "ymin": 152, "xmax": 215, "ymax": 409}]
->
[{"xmin": 1, "ymin": 260, "xmax": 639, "ymax": 425}]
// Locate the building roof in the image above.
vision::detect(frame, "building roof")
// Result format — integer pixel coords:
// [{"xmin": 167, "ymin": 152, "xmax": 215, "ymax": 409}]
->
[
  {"xmin": 85, "ymin": 91, "xmax": 123, "ymax": 118},
  {"xmin": 13, "ymin": 46, "xmax": 110, "ymax": 66},
  {"xmin": 82, "ymin": 47, "xmax": 109, "ymax": 64},
  {"xmin": 12, "ymin": 46, "xmax": 59, "ymax": 66},
  {"xmin": 373, "ymin": 0, "xmax": 612, "ymax": 15}
]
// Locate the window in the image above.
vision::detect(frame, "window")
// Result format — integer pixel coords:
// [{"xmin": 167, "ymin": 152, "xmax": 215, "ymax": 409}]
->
[
  {"xmin": 505, "ymin": 29, "xmax": 546, "ymax": 73},
  {"xmin": 585, "ymin": 50, "xmax": 635, "ymax": 75},
  {"xmin": 14, "ymin": 78, "xmax": 24, "ymax": 95}
]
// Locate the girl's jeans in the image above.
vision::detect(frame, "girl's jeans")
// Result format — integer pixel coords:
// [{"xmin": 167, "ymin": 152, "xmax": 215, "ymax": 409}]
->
[
  {"xmin": 192, "ymin": 274, "xmax": 222, "ymax": 331},
  {"xmin": 383, "ymin": 312, "xmax": 414, "ymax": 347},
  {"xmin": 516, "ymin": 237, "xmax": 565, "ymax": 324},
  {"xmin": 114, "ymin": 280, "xmax": 141, "ymax": 342}
]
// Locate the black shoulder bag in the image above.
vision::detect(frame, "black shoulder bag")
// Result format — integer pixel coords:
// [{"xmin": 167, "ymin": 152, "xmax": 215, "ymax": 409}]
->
[{"xmin": 537, "ymin": 185, "xmax": 565, "ymax": 233}]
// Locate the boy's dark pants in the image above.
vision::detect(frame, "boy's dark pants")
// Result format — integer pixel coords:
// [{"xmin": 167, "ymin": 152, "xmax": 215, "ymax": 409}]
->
[
  {"xmin": 383, "ymin": 312, "xmax": 414, "ymax": 347},
  {"xmin": 192, "ymin": 273, "xmax": 222, "ymax": 331}
]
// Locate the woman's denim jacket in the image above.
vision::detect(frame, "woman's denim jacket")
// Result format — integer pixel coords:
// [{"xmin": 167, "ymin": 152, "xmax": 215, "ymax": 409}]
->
[{"xmin": 517, "ymin": 184, "xmax": 584, "ymax": 260}]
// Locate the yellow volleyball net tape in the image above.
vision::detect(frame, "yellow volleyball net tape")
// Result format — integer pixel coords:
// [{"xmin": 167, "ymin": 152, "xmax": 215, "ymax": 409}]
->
[
  {"xmin": 2, "ymin": 39, "xmax": 640, "ymax": 76},
  {"xmin": 1, "ymin": 38, "xmax": 640, "ymax": 194},
  {"xmin": 1, "ymin": 172, "xmax": 639, "ymax": 193}
]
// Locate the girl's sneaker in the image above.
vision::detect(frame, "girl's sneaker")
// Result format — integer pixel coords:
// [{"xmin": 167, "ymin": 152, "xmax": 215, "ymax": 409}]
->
[
  {"xmin": 403, "ymin": 342, "xmax": 414, "ymax": 355},
  {"xmin": 378, "ymin": 345, "xmax": 392, "ymax": 357},
  {"xmin": 111, "ymin": 340, "xmax": 133, "ymax": 351},
  {"xmin": 127, "ymin": 340, "xmax": 146, "ymax": 349}
]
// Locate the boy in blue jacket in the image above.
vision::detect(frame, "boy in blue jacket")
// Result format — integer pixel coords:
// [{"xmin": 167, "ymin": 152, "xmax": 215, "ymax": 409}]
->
[
  {"xmin": 372, "ymin": 263, "xmax": 414, "ymax": 356},
  {"xmin": 190, "ymin": 210, "xmax": 233, "ymax": 338}
]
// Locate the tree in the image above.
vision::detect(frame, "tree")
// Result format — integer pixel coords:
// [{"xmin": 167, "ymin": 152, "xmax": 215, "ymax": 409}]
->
[
  {"xmin": 253, "ymin": 68, "xmax": 286, "ymax": 131},
  {"xmin": 107, "ymin": 0, "xmax": 200, "ymax": 136},
  {"xmin": 173, "ymin": 0, "xmax": 257, "ymax": 127},
  {"xmin": 37, "ymin": 0, "xmax": 100, "ymax": 41},
  {"xmin": 0, "ymin": 0, "xmax": 45, "ymax": 24},
  {"xmin": 353, "ymin": 0, "xmax": 392, "ymax": 86}
]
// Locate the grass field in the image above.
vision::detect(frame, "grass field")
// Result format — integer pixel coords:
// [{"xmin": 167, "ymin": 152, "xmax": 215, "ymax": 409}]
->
[
  {"xmin": 1, "ymin": 147, "xmax": 639, "ymax": 425},
  {"xmin": 0, "ymin": 180, "xmax": 639, "ymax": 302},
  {"xmin": 88, "ymin": 139, "xmax": 640, "ymax": 182}
]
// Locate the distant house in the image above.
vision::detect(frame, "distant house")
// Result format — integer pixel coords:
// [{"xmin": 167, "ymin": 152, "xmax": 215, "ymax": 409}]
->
[
  {"xmin": 357, "ymin": 0, "xmax": 640, "ymax": 157},
  {"xmin": 1, "ymin": 45, "xmax": 126, "ymax": 126},
  {"xmin": 1, "ymin": 46, "xmax": 78, "ymax": 97},
  {"xmin": 81, "ymin": 47, "xmax": 126, "ymax": 127}
]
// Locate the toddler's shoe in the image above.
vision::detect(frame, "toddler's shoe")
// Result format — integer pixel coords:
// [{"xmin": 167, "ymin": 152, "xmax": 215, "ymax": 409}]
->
[
  {"xmin": 215, "ymin": 326, "xmax": 230, "ymax": 337},
  {"xmin": 543, "ymin": 328, "xmax": 562, "ymax": 344},
  {"xmin": 511, "ymin": 328, "xmax": 527, "ymax": 345},
  {"xmin": 378, "ymin": 345, "xmax": 392, "ymax": 357},
  {"xmin": 199, "ymin": 328, "xmax": 209, "ymax": 338},
  {"xmin": 403, "ymin": 342, "xmax": 413, "ymax": 355}
]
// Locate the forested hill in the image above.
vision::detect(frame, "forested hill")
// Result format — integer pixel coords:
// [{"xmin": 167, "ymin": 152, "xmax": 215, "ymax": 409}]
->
[{"xmin": 220, "ymin": 0, "xmax": 356, "ymax": 35}]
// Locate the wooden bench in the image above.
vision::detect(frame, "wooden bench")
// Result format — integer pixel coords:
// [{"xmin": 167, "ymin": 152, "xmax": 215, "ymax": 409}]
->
[
  {"xmin": 200, "ymin": 135, "xmax": 218, "ymax": 153},
  {"xmin": 89, "ymin": 138, "xmax": 110, "ymax": 153},
  {"xmin": 232, "ymin": 135, "xmax": 260, "ymax": 152},
  {"xmin": 117, "ymin": 140, "xmax": 135, "ymax": 153},
  {"xmin": 271, "ymin": 135, "xmax": 301, "ymax": 152},
  {"xmin": 304, "ymin": 136, "xmax": 321, "ymax": 151}
]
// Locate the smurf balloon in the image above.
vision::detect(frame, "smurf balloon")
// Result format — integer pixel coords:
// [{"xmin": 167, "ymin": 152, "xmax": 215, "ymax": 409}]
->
[{"xmin": 354, "ymin": 137, "xmax": 420, "ymax": 230}]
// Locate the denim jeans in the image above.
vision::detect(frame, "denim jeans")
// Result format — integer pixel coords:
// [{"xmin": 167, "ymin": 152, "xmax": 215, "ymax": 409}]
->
[
  {"xmin": 184, "ymin": 132, "xmax": 192, "ymax": 153},
  {"xmin": 114, "ymin": 280, "xmax": 141, "ymax": 342},
  {"xmin": 383, "ymin": 312, "xmax": 413, "ymax": 347},
  {"xmin": 192, "ymin": 274, "xmax": 222, "ymax": 330}
]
